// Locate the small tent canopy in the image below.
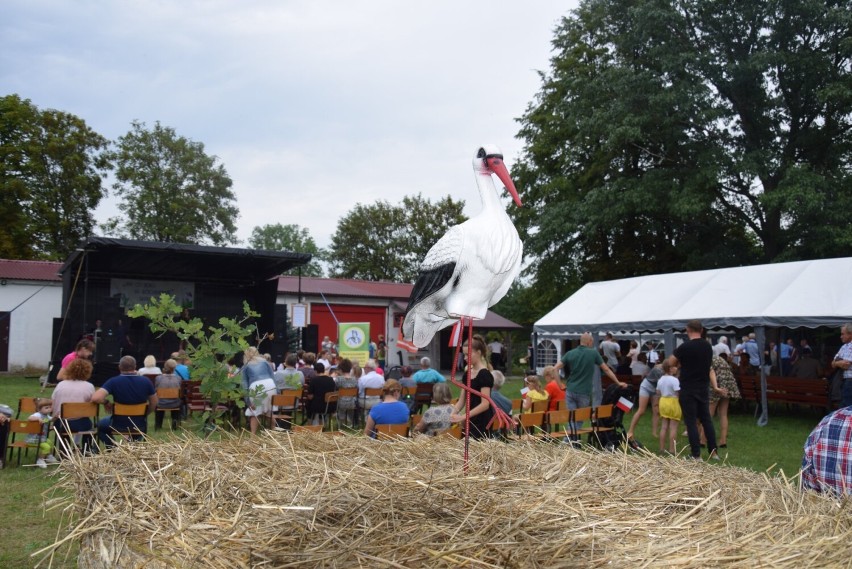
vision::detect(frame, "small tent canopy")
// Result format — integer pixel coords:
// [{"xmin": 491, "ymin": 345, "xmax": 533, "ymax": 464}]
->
[
  {"xmin": 534, "ymin": 257, "xmax": 852, "ymax": 426},
  {"xmin": 535, "ymin": 257, "xmax": 852, "ymax": 336}
]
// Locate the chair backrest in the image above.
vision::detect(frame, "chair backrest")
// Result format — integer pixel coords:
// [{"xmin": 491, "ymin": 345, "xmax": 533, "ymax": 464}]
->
[
  {"xmin": 547, "ymin": 409, "xmax": 570, "ymax": 429},
  {"xmin": 292, "ymin": 424, "xmax": 323, "ymax": 433},
  {"xmin": 531, "ymin": 400, "xmax": 549, "ymax": 414},
  {"xmin": 113, "ymin": 402, "xmax": 148, "ymax": 416},
  {"xmin": 595, "ymin": 404, "xmax": 614, "ymax": 421},
  {"xmin": 17, "ymin": 397, "xmax": 37, "ymax": 418},
  {"xmin": 271, "ymin": 394, "xmax": 299, "ymax": 408},
  {"xmin": 338, "ymin": 387, "xmax": 358, "ymax": 397},
  {"xmin": 414, "ymin": 383, "xmax": 434, "ymax": 400},
  {"xmin": 60, "ymin": 402, "xmax": 98, "ymax": 421},
  {"xmin": 9, "ymin": 419, "xmax": 42, "ymax": 436},
  {"xmin": 518, "ymin": 411, "xmax": 545, "ymax": 429},
  {"xmin": 410, "ymin": 414, "xmax": 422, "ymax": 427},
  {"xmin": 572, "ymin": 406, "xmax": 592, "ymax": 422},
  {"xmin": 157, "ymin": 388, "xmax": 181, "ymax": 400},
  {"xmin": 555, "ymin": 399, "xmax": 567, "ymax": 411},
  {"xmin": 440, "ymin": 424, "xmax": 462, "ymax": 439},
  {"xmin": 324, "ymin": 391, "xmax": 339, "ymax": 404},
  {"xmin": 364, "ymin": 387, "xmax": 383, "ymax": 398},
  {"xmin": 375, "ymin": 423, "xmax": 409, "ymax": 439},
  {"xmin": 143, "ymin": 374, "xmax": 159, "ymax": 386},
  {"xmin": 511, "ymin": 399, "xmax": 523, "ymax": 413}
]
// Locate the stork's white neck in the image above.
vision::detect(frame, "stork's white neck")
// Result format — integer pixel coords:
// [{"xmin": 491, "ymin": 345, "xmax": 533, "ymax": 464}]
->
[{"xmin": 475, "ymin": 167, "xmax": 504, "ymax": 213}]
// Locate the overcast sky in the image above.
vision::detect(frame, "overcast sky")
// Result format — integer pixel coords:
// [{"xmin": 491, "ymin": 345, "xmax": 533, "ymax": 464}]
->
[{"xmin": 1, "ymin": 1, "xmax": 577, "ymax": 249}]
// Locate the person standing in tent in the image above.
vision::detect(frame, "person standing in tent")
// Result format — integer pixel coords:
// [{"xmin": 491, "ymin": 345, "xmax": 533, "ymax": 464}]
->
[
  {"xmin": 669, "ymin": 320, "xmax": 727, "ymax": 461},
  {"xmin": 833, "ymin": 323, "xmax": 852, "ymax": 407}
]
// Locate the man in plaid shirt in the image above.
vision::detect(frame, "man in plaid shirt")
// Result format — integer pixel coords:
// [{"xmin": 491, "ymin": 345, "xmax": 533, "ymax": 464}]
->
[{"xmin": 802, "ymin": 406, "xmax": 852, "ymax": 495}]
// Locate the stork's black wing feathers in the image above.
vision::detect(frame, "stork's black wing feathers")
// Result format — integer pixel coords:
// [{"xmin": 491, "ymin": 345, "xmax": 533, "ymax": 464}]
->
[{"xmin": 405, "ymin": 263, "xmax": 456, "ymax": 314}]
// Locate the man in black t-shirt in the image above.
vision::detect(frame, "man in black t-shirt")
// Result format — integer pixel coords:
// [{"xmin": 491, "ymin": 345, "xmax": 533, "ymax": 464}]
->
[{"xmin": 670, "ymin": 320, "xmax": 727, "ymax": 460}]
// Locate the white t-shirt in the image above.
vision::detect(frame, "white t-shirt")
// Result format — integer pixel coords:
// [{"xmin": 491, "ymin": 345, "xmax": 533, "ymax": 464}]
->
[
  {"xmin": 657, "ymin": 374, "xmax": 680, "ymax": 398},
  {"xmin": 712, "ymin": 343, "xmax": 731, "ymax": 358},
  {"xmin": 489, "ymin": 341, "xmax": 503, "ymax": 354}
]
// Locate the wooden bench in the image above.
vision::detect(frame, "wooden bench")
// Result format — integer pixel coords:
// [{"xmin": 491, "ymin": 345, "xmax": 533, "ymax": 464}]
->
[{"xmin": 736, "ymin": 374, "xmax": 829, "ymax": 413}]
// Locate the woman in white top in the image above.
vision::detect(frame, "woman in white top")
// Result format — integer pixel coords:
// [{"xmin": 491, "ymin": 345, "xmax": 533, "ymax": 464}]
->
[{"xmin": 137, "ymin": 354, "xmax": 163, "ymax": 376}]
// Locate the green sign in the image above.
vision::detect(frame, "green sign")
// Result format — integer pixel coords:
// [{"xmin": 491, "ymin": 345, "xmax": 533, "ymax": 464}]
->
[{"xmin": 338, "ymin": 322, "xmax": 370, "ymax": 365}]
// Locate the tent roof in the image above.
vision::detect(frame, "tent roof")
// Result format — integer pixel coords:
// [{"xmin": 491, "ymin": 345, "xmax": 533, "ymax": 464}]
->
[
  {"xmin": 61, "ymin": 237, "xmax": 311, "ymax": 284},
  {"xmin": 534, "ymin": 257, "xmax": 852, "ymax": 335}
]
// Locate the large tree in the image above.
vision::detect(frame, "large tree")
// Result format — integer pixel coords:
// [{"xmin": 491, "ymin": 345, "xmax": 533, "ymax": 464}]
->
[
  {"xmin": 104, "ymin": 121, "xmax": 238, "ymax": 245},
  {"xmin": 0, "ymin": 95, "xmax": 110, "ymax": 260},
  {"xmin": 248, "ymin": 223, "xmax": 325, "ymax": 277},
  {"xmin": 328, "ymin": 194, "xmax": 466, "ymax": 282},
  {"xmin": 512, "ymin": 0, "xmax": 852, "ymax": 307}
]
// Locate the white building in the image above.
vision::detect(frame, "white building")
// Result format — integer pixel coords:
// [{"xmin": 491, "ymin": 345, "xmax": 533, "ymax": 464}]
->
[{"xmin": 0, "ymin": 260, "xmax": 62, "ymax": 371}]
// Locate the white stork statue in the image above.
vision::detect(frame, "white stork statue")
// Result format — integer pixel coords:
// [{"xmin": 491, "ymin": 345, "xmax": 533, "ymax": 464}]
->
[
  {"xmin": 402, "ymin": 144, "xmax": 523, "ymax": 347},
  {"xmin": 401, "ymin": 145, "xmax": 523, "ymax": 457}
]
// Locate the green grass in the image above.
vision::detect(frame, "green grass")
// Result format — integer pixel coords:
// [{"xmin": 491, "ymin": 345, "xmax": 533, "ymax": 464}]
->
[{"xmin": 0, "ymin": 373, "xmax": 827, "ymax": 567}]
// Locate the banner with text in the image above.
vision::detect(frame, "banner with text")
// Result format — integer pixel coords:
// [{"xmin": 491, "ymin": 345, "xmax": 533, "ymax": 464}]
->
[
  {"xmin": 338, "ymin": 322, "xmax": 370, "ymax": 366},
  {"xmin": 110, "ymin": 278, "xmax": 195, "ymax": 309}
]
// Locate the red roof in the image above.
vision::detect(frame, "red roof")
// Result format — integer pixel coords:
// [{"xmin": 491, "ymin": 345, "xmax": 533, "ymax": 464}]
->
[
  {"xmin": 277, "ymin": 276, "xmax": 412, "ymax": 299},
  {"xmin": 0, "ymin": 259, "xmax": 62, "ymax": 282}
]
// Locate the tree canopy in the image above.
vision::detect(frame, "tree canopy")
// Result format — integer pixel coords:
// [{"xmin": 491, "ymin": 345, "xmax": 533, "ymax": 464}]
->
[
  {"xmin": 248, "ymin": 223, "xmax": 325, "ymax": 277},
  {"xmin": 328, "ymin": 194, "xmax": 466, "ymax": 283},
  {"xmin": 511, "ymin": 0, "xmax": 852, "ymax": 314},
  {"xmin": 104, "ymin": 121, "xmax": 239, "ymax": 245},
  {"xmin": 0, "ymin": 94, "xmax": 110, "ymax": 260}
]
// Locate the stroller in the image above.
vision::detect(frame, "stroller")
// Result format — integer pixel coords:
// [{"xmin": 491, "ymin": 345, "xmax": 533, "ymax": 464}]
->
[{"xmin": 589, "ymin": 383, "xmax": 637, "ymax": 451}]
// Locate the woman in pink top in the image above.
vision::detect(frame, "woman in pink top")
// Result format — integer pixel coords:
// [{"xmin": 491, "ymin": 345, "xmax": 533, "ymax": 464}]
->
[{"xmin": 52, "ymin": 358, "xmax": 96, "ymax": 450}]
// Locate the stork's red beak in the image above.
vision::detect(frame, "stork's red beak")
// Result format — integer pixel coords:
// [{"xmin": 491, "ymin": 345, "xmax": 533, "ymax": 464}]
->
[{"xmin": 486, "ymin": 156, "xmax": 523, "ymax": 207}]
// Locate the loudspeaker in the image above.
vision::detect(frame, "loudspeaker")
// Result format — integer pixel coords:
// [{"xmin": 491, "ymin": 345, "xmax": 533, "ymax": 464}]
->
[
  {"xmin": 303, "ymin": 324, "xmax": 319, "ymax": 353},
  {"xmin": 272, "ymin": 304, "xmax": 289, "ymax": 340},
  {"xmin": 96, "ymin": 337, "xmax": 120, "ymax": 363}
]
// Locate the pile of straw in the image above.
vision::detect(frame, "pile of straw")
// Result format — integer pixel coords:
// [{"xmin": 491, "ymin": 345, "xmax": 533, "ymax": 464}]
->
[{"xmin": 39, "ymin": 433, "xmax": 852, "ymax": 568}]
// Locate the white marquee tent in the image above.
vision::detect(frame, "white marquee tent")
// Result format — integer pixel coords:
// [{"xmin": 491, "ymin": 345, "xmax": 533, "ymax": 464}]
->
[{"xmin": 534, "ymin": 257, "xmax": 852, "ymax": 424}]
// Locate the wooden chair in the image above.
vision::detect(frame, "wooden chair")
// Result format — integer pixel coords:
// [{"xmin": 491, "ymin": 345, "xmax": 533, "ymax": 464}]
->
[
  {"xmin": 109, "ymin": 402, "xmax": 149, "ymax": 442},
  {"xmin": 292, "ymin": 424, "xmax": 323, "ymax": 433},
  {"xmin": 569, "ymin": 406, "xmax": 594, "ymax": 441},
  {"xmin": 360, "ymin": 387, "xmax": 383, "ymax": 426},
  {"xmin": 555, "ymin": 399, "xmax": 567, "ymax": 411},
  {"xmin": 320, "ymin": 391, "xmax": 339, "ymax": 430},
  {"xmin": 413, "ymin": 383, "xmax": 434, "ymax": 414},
  {"xmin": 518, "ymin": 411, "xmax": 546, "ymax": 439},
  {"xmin": 592, "ymin": 404, "xmax": 616, "ymax": 442},
  {"xmin": 511, "ymin": 399, "xmax": 523, "ymax": 414},
  {"xmin": 547, "ymin": 409, "xmax": 570, "ymax": 440},
  {"xmin": 155, "ymin": 388, "xmax": 182, "ymax": 431},
  {"xmin": 375, "ymin": 423, "xmax": 409, "ymax": 440},
  {"xmin": 143, "ymin": 373, "xmax": 159, "ymax": 386},
  {"xmin": 409, "ymin": 414, "xmax": 423, "ymax": 433},
  {"xmin": 531, "ymin": 400, "xmax": 549, "ymax": 414},
  {"xmin": 268, "ymin": 394, "xmax": 300, "ymax": 429},
  {"xmin": 336, "ymin": 386, "xmax": 359, "ymax": 427},
  {"xmin": 7, "ymin": 419, "xmax": 43, "ymax": 466},
  {"xmin": 280, "ymin": 388, "xmax": 304, "ymax": 424},
  {"xmin": 439, "ymin": 424, "xmax": 462, "ymax": 439},
  {"xmin": 57, "ymin": 402, "xmax": 99, "ymax": 454}
]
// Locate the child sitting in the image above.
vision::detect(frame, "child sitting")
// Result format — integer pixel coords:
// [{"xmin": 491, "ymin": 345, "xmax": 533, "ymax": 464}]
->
[
  {"xmin": 656, "ymin": 360, "xmax": 682, "ymax": 455},
  {"xmin": 28, "ymin": 398, "xmax": 58, "ymax": 468}
]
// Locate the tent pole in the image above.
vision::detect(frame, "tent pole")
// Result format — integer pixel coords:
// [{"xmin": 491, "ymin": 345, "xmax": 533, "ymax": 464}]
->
[{"xmin": 756, "ymin": 326, "xmax": 769, "ymax": 426}]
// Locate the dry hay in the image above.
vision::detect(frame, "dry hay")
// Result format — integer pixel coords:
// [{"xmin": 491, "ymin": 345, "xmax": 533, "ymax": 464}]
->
[{"xmin": 37, "ymin": 433, "xmax": 852, "ymax": 568}]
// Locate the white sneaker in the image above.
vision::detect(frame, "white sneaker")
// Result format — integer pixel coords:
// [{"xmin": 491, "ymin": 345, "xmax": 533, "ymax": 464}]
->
[
  {"xmin": 36, "ymin": 458, "xmax": 47, "ymax": 469},
  {"xmin": 44, "ymin": 454, "xmax": 59, "ymax": 464}
]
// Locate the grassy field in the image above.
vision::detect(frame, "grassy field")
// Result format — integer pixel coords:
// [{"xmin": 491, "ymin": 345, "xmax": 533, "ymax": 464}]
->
[{"xmin": 0, "ymin": 373, "xmax": 826, "ymax": 568}]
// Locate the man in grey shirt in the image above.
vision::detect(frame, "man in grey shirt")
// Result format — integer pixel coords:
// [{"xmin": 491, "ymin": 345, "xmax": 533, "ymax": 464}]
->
[{"xmin": 600, "ymin": 333, "xmax": 621, "ymax": 369}]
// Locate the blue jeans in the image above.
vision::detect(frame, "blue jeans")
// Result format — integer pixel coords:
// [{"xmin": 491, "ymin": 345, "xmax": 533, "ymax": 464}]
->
[{"xmin": 566, "ymin": 391, "xmax": 591, "ymax": 436}]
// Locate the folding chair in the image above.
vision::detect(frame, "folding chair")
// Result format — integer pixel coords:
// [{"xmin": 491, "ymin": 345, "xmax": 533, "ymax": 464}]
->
[
  {"xmin": 360, "ymin": 387, "xmax": 383, "ymax": 427},
  {"xmin": 375, "ymin": 423, "xmax": 409, "ymax": 440},
  {"xmin": 318, "ymin": 391, "xmax": 339, "ymax": 430},
  {"xmin": 280, "ymin": 388, "xmax": 304, "ymax": 425},
  {"xmin": 7, "ymin": 419, "xmax": 43, "ymax": 466},
  {"xmin": 57, "ymin": 402, "xmax": 99, "ymax": 455}
]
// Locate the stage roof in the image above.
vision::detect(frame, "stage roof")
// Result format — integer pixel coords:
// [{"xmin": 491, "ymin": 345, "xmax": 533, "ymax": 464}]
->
[{"xmin": 61, "ymin": 238, "xmax": 312, "ymax": 284}]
